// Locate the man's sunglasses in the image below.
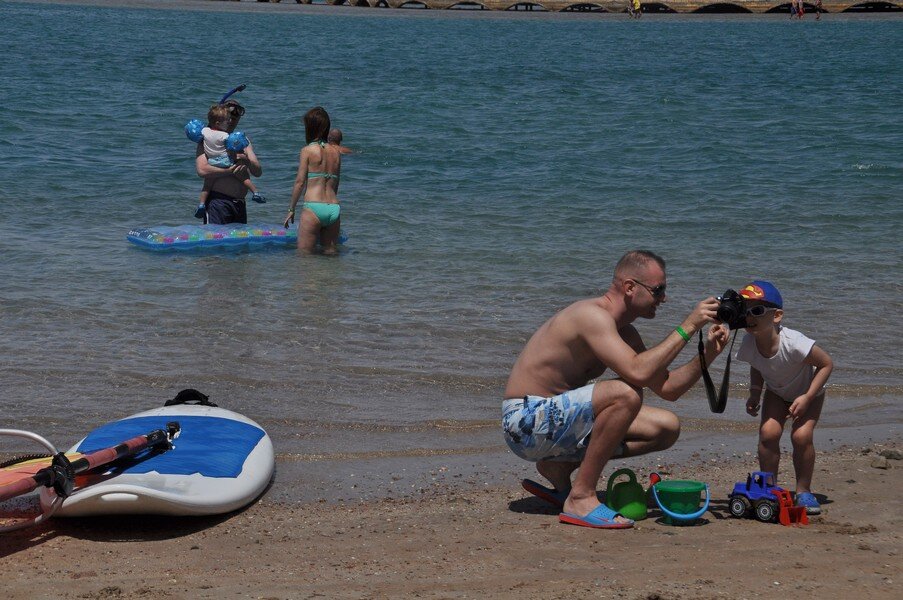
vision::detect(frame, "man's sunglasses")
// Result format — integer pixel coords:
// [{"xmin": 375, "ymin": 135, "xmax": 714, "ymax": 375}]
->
[
  {"xmin": 630, "ymin": 279, "xmax": 667, "ymax": 299},
  {"xmin": 745, "ymin": 305, "xmax": 776, "ymax": 317}
]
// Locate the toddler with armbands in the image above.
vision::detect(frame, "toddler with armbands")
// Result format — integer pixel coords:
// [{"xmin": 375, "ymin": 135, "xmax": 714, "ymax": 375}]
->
[{"xmin": 185, "ymin": 104, "xmax": 265, "ymax": 219}]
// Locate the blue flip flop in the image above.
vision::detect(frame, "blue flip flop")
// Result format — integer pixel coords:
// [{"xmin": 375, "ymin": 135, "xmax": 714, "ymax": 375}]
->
[
  {"xmin": 521, "ymin": 479, "xmax": 568, "ymax": 508},
  {"xmin": 559, "ymin": 503, "xmax": 634, "ymax": 529}
]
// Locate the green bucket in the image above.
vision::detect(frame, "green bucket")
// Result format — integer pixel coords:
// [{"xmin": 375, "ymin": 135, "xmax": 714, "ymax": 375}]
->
[{"xmin": 651, "ymin": 480, "xmax": 710, "ymax": 525}]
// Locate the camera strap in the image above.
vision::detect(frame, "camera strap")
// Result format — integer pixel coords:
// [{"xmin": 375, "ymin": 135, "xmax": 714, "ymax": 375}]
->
[{"xmin": 697, "ymin": 329, "xmax": 739, "ymax": 413}]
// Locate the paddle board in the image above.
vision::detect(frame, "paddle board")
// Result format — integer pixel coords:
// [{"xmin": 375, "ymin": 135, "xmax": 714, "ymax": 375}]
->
[{"xmin": 38, "ymin": 398, "xmax": 274, "ymax": 517}]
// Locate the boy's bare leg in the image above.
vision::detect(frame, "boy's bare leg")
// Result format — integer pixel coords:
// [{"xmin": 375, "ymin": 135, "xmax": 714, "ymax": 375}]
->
[
  {"xmin": 758, "ymin": 392, "xmax": 788, "ymax": 480},
  {"xmin": 790, "ymin": 393, "xmax": 824, "ymax": 492}
]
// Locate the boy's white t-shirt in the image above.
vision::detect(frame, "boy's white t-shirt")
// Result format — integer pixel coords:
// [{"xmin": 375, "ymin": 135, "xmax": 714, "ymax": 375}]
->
[
  {"xmin": 201, "ymin": 127, "xmax": 229, "ymax": 160},
  {"xmin": 736, "ymin": 326, "xmax": 818, "ymax": 402}
]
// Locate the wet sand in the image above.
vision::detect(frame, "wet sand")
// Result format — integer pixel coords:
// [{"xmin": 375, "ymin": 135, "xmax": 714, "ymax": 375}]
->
[{"xmin": 2, "ymin": 442, "xmax": 900, "ymax": 598}]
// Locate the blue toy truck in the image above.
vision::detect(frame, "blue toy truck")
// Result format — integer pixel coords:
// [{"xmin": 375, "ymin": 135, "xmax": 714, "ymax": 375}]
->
[{"xmin": 728, "ymin": 471, "xmax": 783, "ymax": 522}]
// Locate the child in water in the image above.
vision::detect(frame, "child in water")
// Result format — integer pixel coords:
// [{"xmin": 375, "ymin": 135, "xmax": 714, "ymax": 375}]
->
[
  {"xmin": 327, "ymin": 128, "xmax": 354, "ymax": 155},
  {"xmin": 736, "ymin": 281, "xmax": 834, "ymax": 515},
  {"xmin": 194, "ymin": 104, "xmax": 265, "ymax": 219}
]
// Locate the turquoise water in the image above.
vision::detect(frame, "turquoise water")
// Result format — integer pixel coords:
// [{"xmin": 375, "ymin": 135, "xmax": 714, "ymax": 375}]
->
[{"xmin": 1, "ymin": 3, "xmax": 901, "ymax": 471}]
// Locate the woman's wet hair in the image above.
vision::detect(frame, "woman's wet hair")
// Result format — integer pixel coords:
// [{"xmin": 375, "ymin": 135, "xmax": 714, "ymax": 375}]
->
[{"xmin": 304, "ymin": 107, "xmax": 331, "ymax": 144}]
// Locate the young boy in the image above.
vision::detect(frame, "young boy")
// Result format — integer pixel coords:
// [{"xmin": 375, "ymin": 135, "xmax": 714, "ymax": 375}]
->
[
  {"xmin": 736, "ymin": 280, "xmax": 833, "ymax": 514},
  {"xmin": 194, "ymin": 104, "xmax": 265, "ymax": 219}
]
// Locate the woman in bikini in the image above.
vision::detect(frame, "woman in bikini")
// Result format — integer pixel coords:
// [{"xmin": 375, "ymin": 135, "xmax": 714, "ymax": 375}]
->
[{"xmin": 284, "ymin": 107, "xmax": 342, "ymax": 254}]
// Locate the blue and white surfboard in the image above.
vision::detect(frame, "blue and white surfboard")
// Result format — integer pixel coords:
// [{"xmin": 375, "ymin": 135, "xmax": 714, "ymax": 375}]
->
[{"xmin": 40, "ymin": 400, "xmax": 274, "ymax": 516}]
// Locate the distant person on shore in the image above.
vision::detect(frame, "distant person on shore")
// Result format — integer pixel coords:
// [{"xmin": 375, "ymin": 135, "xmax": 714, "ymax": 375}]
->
[
  {"xmin": 193, "ymin": 104, "xmax": 266, "ymax": 220},
  {"xmin": 791, "ymin": 0, "xmax": 804, "ymax": 18},
  {"xmin": 736, "ymin": 281, "xmax": 833, "ymax": 515},
  {"xmin": 815, "ymin": 0, "xmax": 822, "ymax": 19},
  {"xmin": 328, "ymin": 128, "xmax": 354, "ymax": 155},
  {"xmin": 195, "ymin": 99, "xmax": 263, "ymax": 225},
  {"xmin": 503, "ymin": 250, "xmax": 730, "ymax": 529},
  {"xmin": 627, "ymin": 0, "xmax": 641, "ymax": 18},
  {"xmin": 284, "ymin": 107, "xmax": 343, "ymax": 255}
]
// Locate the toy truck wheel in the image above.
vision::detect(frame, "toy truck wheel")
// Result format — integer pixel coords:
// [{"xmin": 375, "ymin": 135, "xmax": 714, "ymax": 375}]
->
[
  {"xmin": 729, "ymin": 496, "xmax": 751, "ymax": 518},
  {"xmin": 755, "ymin": 500, "xmax": 777, "ymax": 522}
]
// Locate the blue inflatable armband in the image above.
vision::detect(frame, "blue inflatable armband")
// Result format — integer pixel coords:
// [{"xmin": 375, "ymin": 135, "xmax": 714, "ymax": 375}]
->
[
  {"xmin": 185, "ymin": 119, "xmax": 204, "ymax": 143},
  {"xmin": 226, "ymin": 131, "xmax": 249, "ymax": 152}
]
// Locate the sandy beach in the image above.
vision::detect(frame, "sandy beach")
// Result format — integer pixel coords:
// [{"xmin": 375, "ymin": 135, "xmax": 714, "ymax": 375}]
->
[
  {"xmin": 2, "ymin": 442, "xmax": 899, "ymax": 599},
  {"xmin": 3, "ymin": 1, "xmax": 902, "ymax": 597}
]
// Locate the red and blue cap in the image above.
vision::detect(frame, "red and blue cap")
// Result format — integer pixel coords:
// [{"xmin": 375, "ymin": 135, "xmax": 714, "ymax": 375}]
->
[{"xmin": 739, "ymin": 280, "xmax": 783, "ymax": 309}]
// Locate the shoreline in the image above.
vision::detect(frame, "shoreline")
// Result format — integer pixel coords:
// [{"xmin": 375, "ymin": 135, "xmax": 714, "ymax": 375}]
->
[
  {"xmin": 3, "ymin": 442, "xmax": 900, "ymax": 598},
  {"xmin": 2, "ymin": 394, "xmax": 899, "ymax": 505},
  {"xmin": 265, "ymin": 421, "xmax": 898, "ymax": 504}
]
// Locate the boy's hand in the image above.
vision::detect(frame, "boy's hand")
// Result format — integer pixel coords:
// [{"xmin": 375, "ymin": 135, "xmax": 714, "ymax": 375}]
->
[
  {"xmin": 788, "ymin": 394, "xmax": 810, "ymax": 421},
  {"xmin": 745, "ymin": 396, "xmax": 760, "ymax": 417},
  {"xmin": 705, "ymin": 323, "xmax": 730, "ymax": 354},
  {"xmin": 229, "ymin": 164, "xmax": 249, "ymax": 179}
]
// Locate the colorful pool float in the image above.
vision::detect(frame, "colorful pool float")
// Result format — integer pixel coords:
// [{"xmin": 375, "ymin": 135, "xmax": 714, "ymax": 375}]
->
[{"xmin": 127, "ymin": 224, "xmax": 296, "ymax": 251}]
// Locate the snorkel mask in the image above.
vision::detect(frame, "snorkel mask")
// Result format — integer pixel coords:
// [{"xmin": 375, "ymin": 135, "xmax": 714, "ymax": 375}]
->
[{"xmin": 220, "ymin": 84, "xmax": 246, "ymax": 117}]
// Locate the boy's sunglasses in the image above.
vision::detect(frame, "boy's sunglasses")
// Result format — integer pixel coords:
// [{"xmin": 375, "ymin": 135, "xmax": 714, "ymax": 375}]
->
[
  {"xmin": 629, "ymin": 279, "xmax": 667, "ymax": 299},
  {"xmin": 745, "ymin": 305, "xmax": 776, "ymax": 317}
]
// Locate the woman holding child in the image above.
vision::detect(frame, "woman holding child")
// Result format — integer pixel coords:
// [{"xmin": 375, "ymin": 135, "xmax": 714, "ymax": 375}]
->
[{"xmin": 284, "ymin": 107, "xmax": 343, "ymax": 255}]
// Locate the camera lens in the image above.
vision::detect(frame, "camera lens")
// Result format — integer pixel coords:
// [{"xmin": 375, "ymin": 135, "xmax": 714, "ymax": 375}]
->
[
  {"xmin": 717, "ymin": 302, "xmax": 740, "ymax": 324},
  {"xmin": 716, "ymin": 289, "xmax": 747, "ymax": 330}
]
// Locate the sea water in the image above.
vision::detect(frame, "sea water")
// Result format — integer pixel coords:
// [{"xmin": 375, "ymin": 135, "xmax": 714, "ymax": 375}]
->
[{"xmin": 1, "ymin": 2, "xmax": 900, "ymax": 499}]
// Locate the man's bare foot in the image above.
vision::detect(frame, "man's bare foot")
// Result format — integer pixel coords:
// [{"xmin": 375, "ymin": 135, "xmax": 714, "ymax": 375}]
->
[{"xmin": 562, "ymin": 492, "xmax": 632, "ymax": 525}]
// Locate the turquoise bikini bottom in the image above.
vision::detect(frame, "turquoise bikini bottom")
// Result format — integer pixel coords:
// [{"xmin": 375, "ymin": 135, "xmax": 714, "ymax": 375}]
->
[{"xmin": 303, "ymin": 202, "xmax": 340, "ymax": 227}]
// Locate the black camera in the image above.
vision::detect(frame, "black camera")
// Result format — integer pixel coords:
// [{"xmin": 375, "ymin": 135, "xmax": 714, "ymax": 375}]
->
[{"xmin": 716, "ymin": 289, "xmax": 748, "ymax": 330}]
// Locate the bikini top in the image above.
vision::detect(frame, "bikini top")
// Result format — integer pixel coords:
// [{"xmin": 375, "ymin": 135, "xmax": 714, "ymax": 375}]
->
[{"xmin": 306, "ymin": 140, "xmax": 340, "ymax": 181}]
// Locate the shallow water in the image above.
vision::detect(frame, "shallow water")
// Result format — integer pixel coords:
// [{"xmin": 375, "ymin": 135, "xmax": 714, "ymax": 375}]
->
[{"xmin": 1, "ymin": 3, "xmax": 901, "ymax": 490}]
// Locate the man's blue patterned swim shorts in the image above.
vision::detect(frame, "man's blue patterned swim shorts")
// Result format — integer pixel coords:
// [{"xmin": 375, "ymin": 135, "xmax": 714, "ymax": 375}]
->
[{"xmin": 502, "ymin": 384, "xmax": 596, "ymax": 462}]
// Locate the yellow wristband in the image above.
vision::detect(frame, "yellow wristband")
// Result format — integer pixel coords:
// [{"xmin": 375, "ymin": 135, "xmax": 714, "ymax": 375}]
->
[{"xmin": 675, "ymin": 326, "xmax": 691, "ymax": 342}]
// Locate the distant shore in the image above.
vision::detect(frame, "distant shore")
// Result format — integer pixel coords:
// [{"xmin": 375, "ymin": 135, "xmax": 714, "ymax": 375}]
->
[{"xmin": 13, "ymin": 0, "xmax": 903, "ymax": 20}]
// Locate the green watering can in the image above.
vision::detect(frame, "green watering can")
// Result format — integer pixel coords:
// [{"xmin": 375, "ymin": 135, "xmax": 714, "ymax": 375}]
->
[{"xmin": 606, "ymin": 468, "xmax": 660, "ymax": 521}]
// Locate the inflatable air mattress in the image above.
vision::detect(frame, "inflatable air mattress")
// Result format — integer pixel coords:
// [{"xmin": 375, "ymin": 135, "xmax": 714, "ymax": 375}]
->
[{"xmin": 127, "ymin": 223, "xmax": 295, "ymax": 251}]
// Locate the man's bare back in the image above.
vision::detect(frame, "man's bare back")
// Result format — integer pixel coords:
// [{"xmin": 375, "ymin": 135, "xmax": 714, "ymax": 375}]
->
[{"xmin": 505, "ymin": 298, "xmax": 620, "ymax": 399}]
